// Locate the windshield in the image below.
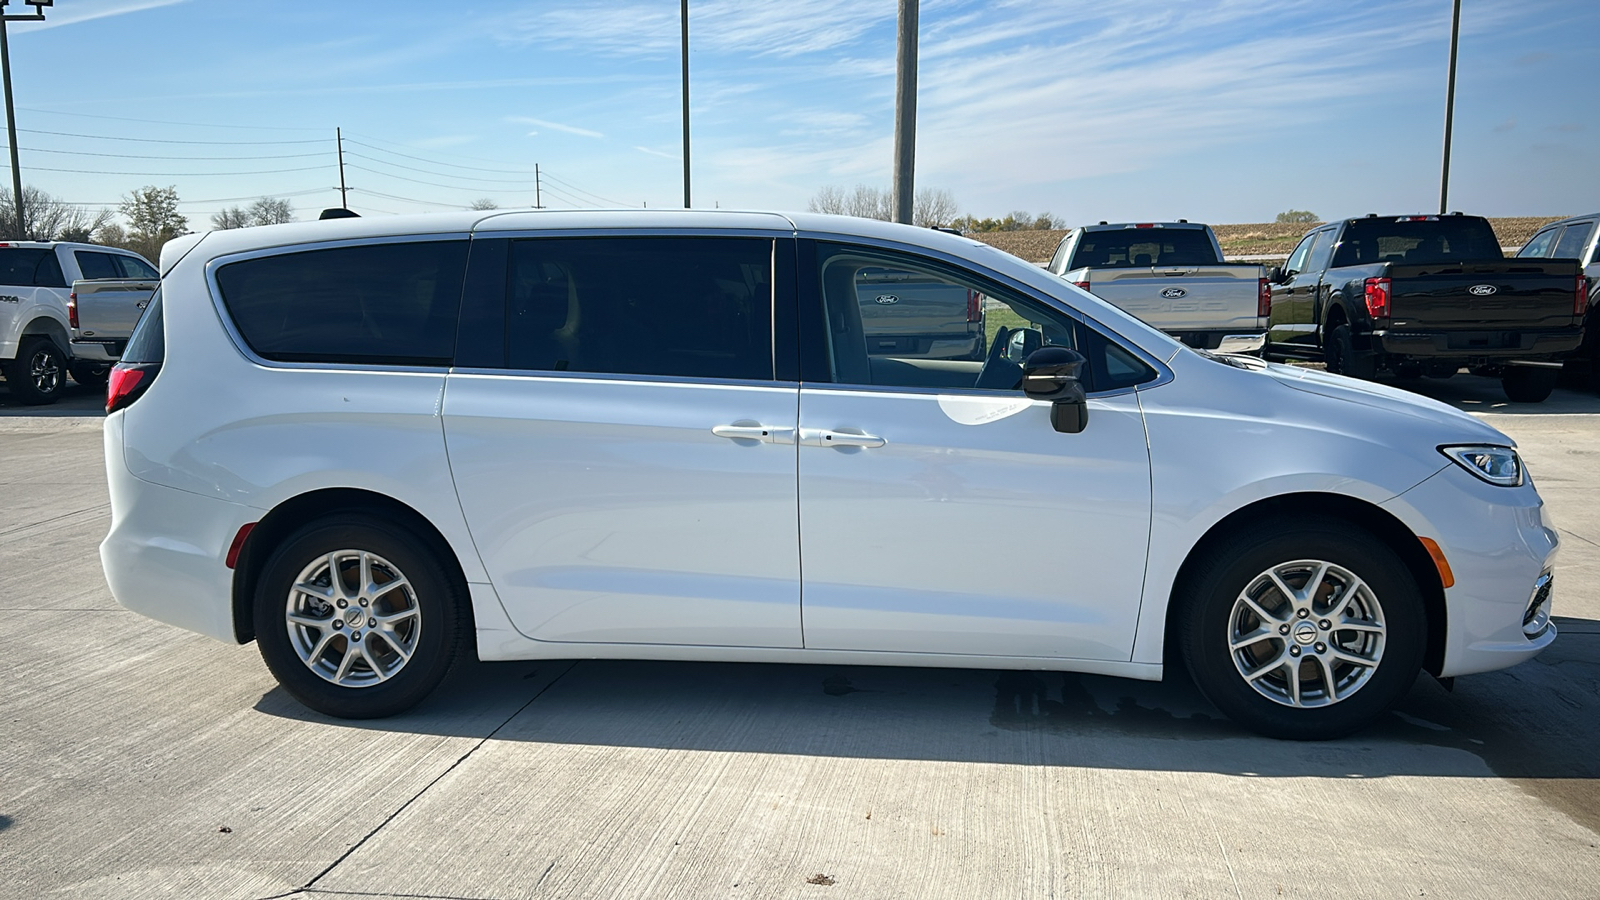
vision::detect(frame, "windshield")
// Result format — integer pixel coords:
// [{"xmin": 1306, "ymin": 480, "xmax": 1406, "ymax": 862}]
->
[
  {"xmin": 1068, "ymin": 228, "xmax": 1220, "ymax": 269},
  {"xmin": 1331, "ymin": 217, "xmax": 1502, "ymax": 266}
]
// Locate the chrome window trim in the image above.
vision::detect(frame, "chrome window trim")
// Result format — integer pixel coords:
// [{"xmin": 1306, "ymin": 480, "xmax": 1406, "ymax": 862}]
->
[
  {"xmin": 448, "ymin": 367, "xmax": 799, "ymax": 393},
  {"xmin": 204, "ymin": 233, "xmax": 472, "ymax": 372},
  {"xmin": 796, "ymin": 230, "xmax": 1174, "ymax": 397},
  {"xmin": 473, "ymin": 226, "xmax": 796, "ymax": 241}
]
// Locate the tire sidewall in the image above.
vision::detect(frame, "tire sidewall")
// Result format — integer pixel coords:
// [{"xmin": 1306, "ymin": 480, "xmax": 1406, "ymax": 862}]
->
[
  {"xmin": 7, "ymin": 337, "xmax": 66, "ymax": 404},
  {"xmin": 254, "ymin": 514, "xmax": 461, "ymax": 719},
  {"xmin": 1180, "ymin": 521, "xmax": 1426, "ymax": 740}
]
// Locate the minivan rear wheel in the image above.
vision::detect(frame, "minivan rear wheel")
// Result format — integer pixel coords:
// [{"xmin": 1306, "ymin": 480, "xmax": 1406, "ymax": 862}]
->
[
  {"xmin": 1178, "ymin": 519, "xmax": 1426, "ymax": 740},
  {"xmin": 253, "ymin": 514, "xmax": 463, "ymax": 718}
]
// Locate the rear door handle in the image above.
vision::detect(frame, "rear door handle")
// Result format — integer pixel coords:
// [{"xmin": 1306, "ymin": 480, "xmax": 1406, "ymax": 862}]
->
[
  {"xmin": 712, "ymin": 424, "xmax": 796, "ymax": 444},
  {"xmin": 800, "ymin": 428, "xmax": 886, "ymax": 448}
]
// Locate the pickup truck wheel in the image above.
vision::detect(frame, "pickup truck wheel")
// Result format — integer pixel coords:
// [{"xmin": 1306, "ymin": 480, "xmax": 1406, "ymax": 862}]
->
[
  {"xmin": 1178, "ymin": 519, "xmax": 1425, "ymax": 740},
  {"xmin": 1324, "ymin": 324, "xmax": 1376, "ymax": 380},
  {"xmin": 253, "ymin": 514, "xmax": 465, "ymax": 719},
  {"xmin": 3, "ymin": 337, "xmax": 67, "ymax": 405},
  {"xmin": 69, "ymin": 361, "xmax": 110, "ymax": 389},
  {"xmin": 1501, "ymin": 367, "xmax": 1557, "ymax": 403}
]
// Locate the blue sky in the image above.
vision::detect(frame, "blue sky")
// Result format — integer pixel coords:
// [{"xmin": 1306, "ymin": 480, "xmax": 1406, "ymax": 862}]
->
[{"xmin": 9, "ymin": 0, "xmax": 1598, "ymax": 228}]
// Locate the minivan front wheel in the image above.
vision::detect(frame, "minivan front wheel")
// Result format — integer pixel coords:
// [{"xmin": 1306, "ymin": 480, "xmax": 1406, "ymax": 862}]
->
[
  {"xmin": 254, "ymin": 514, "xmax": 463, "ymax": 718},
  {"xmin": 1178, "ymin": 520, "xmax": 1425, "ymax": 740}
]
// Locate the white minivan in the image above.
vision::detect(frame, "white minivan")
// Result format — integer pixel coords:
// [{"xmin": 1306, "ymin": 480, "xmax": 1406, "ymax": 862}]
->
[{"xmin": 100, "ymin": 210, "xmax": 1558, "ymax": 739}]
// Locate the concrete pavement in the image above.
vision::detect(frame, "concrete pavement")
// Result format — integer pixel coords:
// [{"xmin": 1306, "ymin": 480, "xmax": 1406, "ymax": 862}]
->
[{"xmin": 1, "ymin": 374, "xmax": 1596, "ymax": 899}]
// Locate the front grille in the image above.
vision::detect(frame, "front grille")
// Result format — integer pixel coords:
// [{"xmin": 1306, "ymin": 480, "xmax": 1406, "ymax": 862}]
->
[{"xmin": 1523, "ymin": 572, "xmax": 1553, "ymax": 638}]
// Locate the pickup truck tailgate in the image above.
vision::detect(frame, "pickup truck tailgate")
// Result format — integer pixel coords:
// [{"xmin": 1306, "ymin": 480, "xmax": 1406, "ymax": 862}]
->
[
  {"xmin": 71, "ymin": 278, "xmax": 156, "ymax": 344},
  {"xmin": 1387, "ymin": 260, "xmax": 1579, "ymax": 330},
  {"xmin": 1083, "ymin": 265, "xmax": 1264, "ymax": 332}
]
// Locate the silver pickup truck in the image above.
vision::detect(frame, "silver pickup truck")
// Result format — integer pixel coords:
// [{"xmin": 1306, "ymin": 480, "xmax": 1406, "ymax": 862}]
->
[
  {"xmin": 854, "ymin": 265, "xmax": 985, "ymax": 360},
  {"xmin": 69, "ymin": 276, "xmax": 158, "ymax": 365},
  {"xmin": 1045, "ymin": 221, "xmax": 1268, "ymax": 352}
]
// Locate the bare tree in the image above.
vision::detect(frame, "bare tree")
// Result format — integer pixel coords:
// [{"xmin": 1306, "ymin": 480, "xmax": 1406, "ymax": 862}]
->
[
  {"xmin": 912, "ymin": 188, "xmax": 958, "ymax": 227},
  {"xmin": 248, "ymin": 197, "xmax": 294, "ymax": 225},
  {"xmin": 468, "ymin": 198, "xmax": 499, "ymax": 211},
  {"xmin": 807, "ymin": 185, "xmax": 847, "ymax": 215},
  {"xmin": 0, "ymin": 185, "xmax": 114, "ymax": 241},
  {"xmin": 211, "ymin": 207, "xmax": 251, "ymax": 230},
  {"xmin": 846, "ymin": 184, "xmax": 891, "ymax": 220}
]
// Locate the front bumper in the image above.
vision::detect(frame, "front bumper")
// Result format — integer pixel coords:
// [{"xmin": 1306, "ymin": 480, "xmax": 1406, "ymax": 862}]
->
[{"xmin": 1382, "ymin": 464, "xmax": 1559, "ymax": 677}]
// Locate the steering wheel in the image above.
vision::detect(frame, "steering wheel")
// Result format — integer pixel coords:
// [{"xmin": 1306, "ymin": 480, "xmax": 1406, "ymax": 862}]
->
[{"xmin": 974, "ymin": 325, "xmax": 1018, "ymax": 391}]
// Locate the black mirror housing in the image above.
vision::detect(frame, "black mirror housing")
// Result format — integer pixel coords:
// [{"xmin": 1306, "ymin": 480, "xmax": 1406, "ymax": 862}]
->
[
  {"xmin": 1267, "ymin": 265, "xmax": 1285, "ymax": 284},
  {"xmin": 1021, "ymin": 347, "xmax": 1089, "ymax": 434}
]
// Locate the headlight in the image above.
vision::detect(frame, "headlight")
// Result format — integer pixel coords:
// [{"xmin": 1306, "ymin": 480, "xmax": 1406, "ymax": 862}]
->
[{"xmin": 1439, "ymin": 445, "xmax": 1523, "ymax": 487}]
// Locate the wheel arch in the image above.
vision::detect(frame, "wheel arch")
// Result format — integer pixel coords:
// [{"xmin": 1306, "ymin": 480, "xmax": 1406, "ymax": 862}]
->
[
  {"xmin": 230, "ymin": 487, "xmax": 478, "ymax": 648},
  {"xmin": 19, "ymin": 315, "xmax": 70, "ymax": 353},
  {"xmin": 1164, "ymin": 491, "xmax": 1448, "ymax": 676}
]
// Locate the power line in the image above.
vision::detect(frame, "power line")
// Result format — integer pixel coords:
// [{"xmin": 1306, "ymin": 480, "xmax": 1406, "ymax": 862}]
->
[
  {"xmin": 343, "ymin": 131, "xmax": 550, "ymax": 171},
  {"xmin": 342, "ymin": 139, "xmax": 540, "ymax": 175},
  {"xmin": 5, "ymin": 144, "xmax": 328, "ymax": 161},
  {"xmin": 537, "ymin": 184, "xmax": 594, "ymax": 209},
  {"xmin": 345, "ymin": 163, "xmax": 536, "ymax": 194},
  {"xmin": 17, "ymin": 106, "xmax": 325, "ymax": 132},
  {"xmin": 349, "ymin": 187, "xmax": 448, "ymax": 207},
  {"xmin": 16, "ymin": 127, "xmax": 324, "ymax": 146},
  {"xmin": 26, "ymin": 163, "xmax": 331, "ymax": 176},
  {"xmin": 344, "ymin": 152, "xmax": 539, "ymax": 185},
  {"xmin": 540, "ymin": 171, "xmax": 629, "ymax": 207},
  {"xmin": 54, "ymin": 188, "xmax": 334, "ymax": 206}
]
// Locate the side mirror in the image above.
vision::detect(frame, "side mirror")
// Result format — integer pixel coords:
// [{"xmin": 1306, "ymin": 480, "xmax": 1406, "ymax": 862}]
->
[
  {"xmin": 1007, "ymin": 327, "xmax": 1043, "ymax": 359},
  {"xmin": 1266, "ymin": 265, "xmax": 1285, "ymax": 284},
  {"xmin": 1021, "ymin": 347, "xmax": 1089, "ymax": 434}
]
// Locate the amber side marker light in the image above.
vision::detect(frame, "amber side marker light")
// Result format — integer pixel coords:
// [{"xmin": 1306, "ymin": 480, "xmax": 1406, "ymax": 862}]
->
[{"xmin": 1418, "ymin": 537, "xmax": 1455, "ymax": 589}]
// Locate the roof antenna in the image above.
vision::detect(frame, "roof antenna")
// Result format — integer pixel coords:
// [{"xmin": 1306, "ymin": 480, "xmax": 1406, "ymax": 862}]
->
[{"xmin": 319, "ymin": 208, "xmax": 360, "ymax": 220}]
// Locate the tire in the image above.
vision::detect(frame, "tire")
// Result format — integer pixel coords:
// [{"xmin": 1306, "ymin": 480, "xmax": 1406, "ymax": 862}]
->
[
  {"xmin": 1324, "ymin": 324, "xmax": 1376, "ymax": 380},
  {"xmin": 69, "ymin": 360, "xmax": 110, "ymax": 390},
  {"xmin": 1178, "ymin": 519, "xmax": 1426, "ymax": 740},
  {"xmin": 253, "ymin": 513, "xmax": 464, "ymax": 718},
  {"xmin": 3, "ymin": 337, "xmax": 67, "ymax": 405},
  {"xmin": 1501, "ymin": 367, "xmax": 1557, "ymax": 403}
]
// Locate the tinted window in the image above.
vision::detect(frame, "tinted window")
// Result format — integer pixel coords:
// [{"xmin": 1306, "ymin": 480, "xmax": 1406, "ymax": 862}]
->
[
  {"xmin": 1067, "ymin": 228, "xmax": 1220, "ymax": 269},
  {"xmin": 115, "ymin": 255, "xmax": 159, "ymax": 280},
  {"xmin": 1553, "ymin": 222, "xmax": 1595, "ymax": 261},
  {"xmin": 215, "ymin": 240, "xmax": 468, "ymax": 365},
  {"xmin": 1284, "ymin": 233, "xmax": 1316, "ymax": 275},
  {"xmin": 1048, "ymin": 236, "xmax": 1072, "ymax": 273},
  {"xmin": 0, "ymin": 247, "xmax": 65, "ymax": 287},
  {"xmin": 816, "ymin": 243, "xmax": 1153, "ymax": 394},
  {"xmin": 1516, "ymin": 228, "xmax": 1558, "ymax": 258},
  {"xmin": 75, "ymin": 251, "xmax": 121, "ymax": 280},
  {"xmin": 121, "ymin": 288, "xmax": 164, "ymax": 364},
  {"xmin": 1304, "ymin": 229, "xmax": 1336, "ymax": 273},
  {"xmin": 506, "ymin": 237, "xmax": 773, "ymax": 381},
  {"xmin": 1331, "ymin": 217, "xmax": 1501, "ymax": 267}
]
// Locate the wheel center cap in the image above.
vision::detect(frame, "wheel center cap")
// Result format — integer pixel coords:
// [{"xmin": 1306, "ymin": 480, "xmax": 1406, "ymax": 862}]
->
[
  {"xmin": 345, "ymin": 607, "xmax": 366, "ymax": 629},
  {"xmin": 1293, "ymin": 622, "xmax": 1318, "ymax": 645}
]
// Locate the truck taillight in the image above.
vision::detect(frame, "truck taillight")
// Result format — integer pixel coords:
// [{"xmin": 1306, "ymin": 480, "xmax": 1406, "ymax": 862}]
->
[
  {"xmin": 67, "ymin": 292, "xmax": 78, "ymax": 328},
  {"xmin": 1257, "ymin": 277, "xmax": 1271, "ymax": 317},
  {"xmin": 1578, "ymin": 272, "xmax": 1590, "ymax": 318},
  {"xmin": 1364, "ymin": 277, "xmax": 1391, "ymax": 319},
  {"xmin": 966, "ymin": 289, "xmax": 982, "ymax": 323},
  {"xmin": 106, "ymin": 362, "xmax": 159, "ymax": 414},
  {"xmin": 1072, "ymin": 280, "xmax": 1091, "ymax": 293}
]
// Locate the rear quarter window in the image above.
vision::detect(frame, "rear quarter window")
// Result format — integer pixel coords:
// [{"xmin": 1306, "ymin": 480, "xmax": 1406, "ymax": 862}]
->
[
  {"xmin": 0, "ymin": 247, "xmax": 66, "ymax": 287},
  {"xmin": 1068, "ymin": 229, "xmax": 1220, "ymax": 269},
  {"xmin": 214, "ymin": 240, "xmax": 469, "ymax": 365}
]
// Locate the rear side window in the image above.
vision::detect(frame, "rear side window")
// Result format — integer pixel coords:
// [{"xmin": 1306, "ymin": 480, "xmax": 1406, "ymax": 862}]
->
[
  {"xmin": 1067, "ymin": 228, "xmax": 1220, "ymax": 269},
  {"xmin": 1553, "ymin": 222, "xmax": 1595, "ymax": 261},
  {"xmin": 505, "ymin": 237, "xmax": 774, "ymax": 381},
  {"xmin": 215, "ymin": 240, "xmax": 469, "ymax": 365},
  {"xmin": 75, "ymin": 251, "xmax": 121, "ymax": 280},
  {"xmin": 0, "ymin": 247, "xmax": 66, "ymax": 287},
  {"xmin": 1331, "ymin": 217, "xmax": 1501, "ymax": 267},
  {"xmin": 121, "ymin": 288, "xmax": 164, "ymax": 364},
  {"xmin": 1516, "ymin": 228, "xmax": 1558, "ymax": 258},
  {"xmin": 116, "ymin": 255, "xmax": 159, "ymax": 280}
]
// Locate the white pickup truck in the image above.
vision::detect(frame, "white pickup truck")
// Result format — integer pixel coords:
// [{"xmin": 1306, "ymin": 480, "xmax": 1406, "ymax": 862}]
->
[
  {"xmin": 1045, "ymin": 221, "xmax": 1269, "ymax": 352},
  {"xmin": 0, "ymin": 241, "xmax": 159, "ymax": 404}
]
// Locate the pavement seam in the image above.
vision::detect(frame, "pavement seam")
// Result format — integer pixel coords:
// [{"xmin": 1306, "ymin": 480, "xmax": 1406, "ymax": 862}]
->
[
  {"xmin": 300, "ymin": 660, "xmax": 578, "ymax": 894},
  {"xmin": 0, "ymin": 503, "xmax": 110, "ymax": 538},
  {"xmin": 302, "ymin": 889, "xmax": 512, "ymax": 900}
]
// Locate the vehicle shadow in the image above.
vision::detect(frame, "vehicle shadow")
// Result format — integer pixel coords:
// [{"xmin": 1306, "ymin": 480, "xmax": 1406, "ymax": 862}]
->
[
  {"xmin": 1369, "ymin": 371, "xmax": 1600, "ymax": 415},
  {"xmin": 255, "ymin": 616, "xmax": 1600, "ymax": 828}
]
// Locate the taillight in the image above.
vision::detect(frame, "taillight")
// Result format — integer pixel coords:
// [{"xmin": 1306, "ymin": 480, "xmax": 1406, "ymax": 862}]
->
[
  {"xmin": 1072, "ymin": 280, "xmax": 1091, "ymax": 292},
  {"xmin": 1578, "ymin": 272, "xmax": 1589, "ymax": 318},
  {"xmin": 1257, "ymin": 277, "xmax": 1271, "ymax": 317},
  {"xmin": 67, "ymin": 292, "xmax": 78, "ymax": 328},
  {"xmin": 1364, "ymin": 277, "xmax": 1392, "ymax": 319},
  {"xmin": 106, "ymin": 362, "xmax": 159, "ymax": 413},
  {"xmin": 966, "ymin": 289, "xmax": 982, "ymax": 323}
]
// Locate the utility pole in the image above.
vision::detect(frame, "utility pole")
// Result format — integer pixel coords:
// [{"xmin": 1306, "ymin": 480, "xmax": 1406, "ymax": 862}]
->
[
  {"xmin": 681, "ymin": 0, "xmax": 691, "ymax": 208},
  {"xmin": 891, "ymin": 0, "xmax": 918, "ymax": 225},
  {"xmin": 0, "ymin": 1, "xmax": 50, "ymax": 239},
  {"xmin": 336, "ymin": 127, "xmax": 348, "ymax": 209},
  {"xmin": 1439, "ymin": 0, "xmax": 1461, "ymax": 214},
  {"xmin": 535, "ymin": 163, "xmax": 543, "ymax": 209}
]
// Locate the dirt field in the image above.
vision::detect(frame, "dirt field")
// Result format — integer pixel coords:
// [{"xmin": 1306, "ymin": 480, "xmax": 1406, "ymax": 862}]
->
[{"xmin": 970, "ymin": 216, "xmax": 1570, "ymax": 263}]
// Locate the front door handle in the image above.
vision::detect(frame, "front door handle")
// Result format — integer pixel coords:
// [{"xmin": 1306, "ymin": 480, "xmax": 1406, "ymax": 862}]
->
[
  {"xmin": 712, "ymin": 423, "xmax": 796, "ymax": 444},
  {"xmin": 800, "ymin": 428, "xmax": 886, "ymax": 448}
]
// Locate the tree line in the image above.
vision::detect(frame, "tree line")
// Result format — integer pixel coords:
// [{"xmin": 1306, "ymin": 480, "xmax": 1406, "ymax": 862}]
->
[
  {"xmin": 0, "ymin": 184, "xmax": 295, "ymax": 262},
  {"xmin": 808, "ymin": 184, "xmax": 1065, "ymax": 232}
]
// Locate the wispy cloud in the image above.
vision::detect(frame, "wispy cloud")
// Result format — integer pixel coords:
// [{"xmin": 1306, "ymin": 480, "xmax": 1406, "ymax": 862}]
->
[
  {"xmin": 492, "ymin": 0, "xmax": 894, "ymax": 58},
  {"xmin": 14, "ymin": 0, "xmax": 188, "ymax": 31},
  {"xmin": 508, "ymin": 116, "xmax": 605, "ymax": 138},
  {"xmin": 634, "ymin": 146, "xmax": 679, "ymax": 160}
]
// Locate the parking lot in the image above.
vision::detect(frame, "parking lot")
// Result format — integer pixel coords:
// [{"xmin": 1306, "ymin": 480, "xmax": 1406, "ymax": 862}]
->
[{"xmin": 1, "ymin": 372, "xmax": 1597, "ymax": 900}]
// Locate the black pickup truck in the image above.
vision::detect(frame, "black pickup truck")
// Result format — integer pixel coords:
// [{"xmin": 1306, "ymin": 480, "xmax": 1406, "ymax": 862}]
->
[{"xmin": 1266, "ymin": 214, "xmax": 1585, "ymax": 402}]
